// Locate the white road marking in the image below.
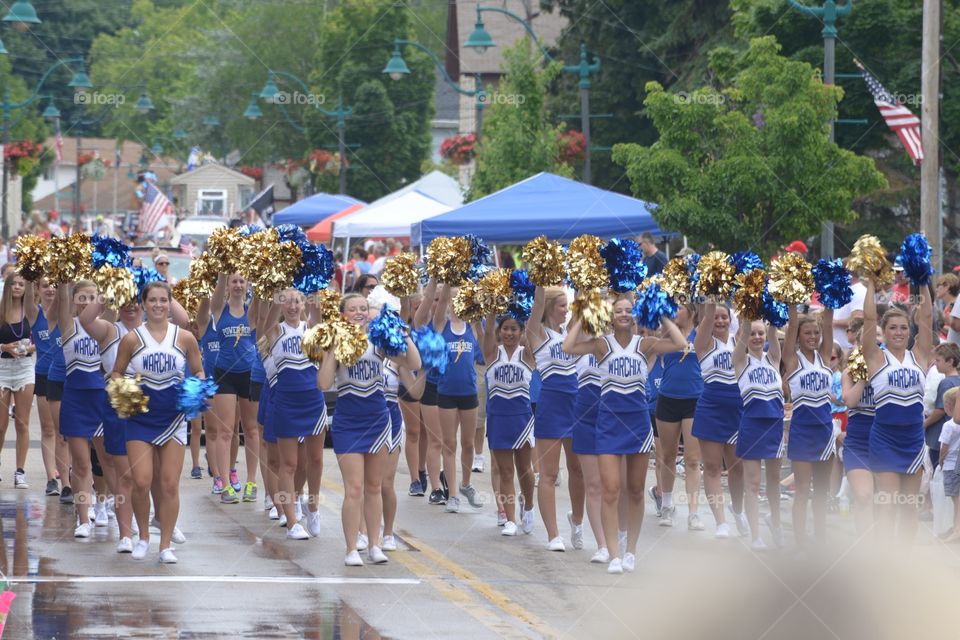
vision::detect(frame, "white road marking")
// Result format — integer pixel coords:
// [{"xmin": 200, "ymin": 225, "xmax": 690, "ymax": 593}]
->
[{"xmin": 8, "ymin": 576, "xmax": 419, "ymax": 585}]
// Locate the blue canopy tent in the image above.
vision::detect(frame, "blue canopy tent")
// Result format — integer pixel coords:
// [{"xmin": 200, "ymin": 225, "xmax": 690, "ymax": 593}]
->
[
  {"xmin": 272, "ymin": 193, "xmax": 365, "ymax": 227},
  {"xmin": 412, "ymin": 172, "xmax": 669, "ymax": 246}
]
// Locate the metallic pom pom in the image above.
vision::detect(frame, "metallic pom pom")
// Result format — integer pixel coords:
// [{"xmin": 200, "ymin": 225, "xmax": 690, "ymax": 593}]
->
[
  {"xmin": 302, "ymin": 322, "xmax": 335, "ymax": 363},
  {"xmin": 47, "ymin": 233, "xmax": 93, "ymax": 283},
  {"xmin": 732, "ymin": 269, "xmax": 768, "ymax": 321},
  {"xmin": 275, "ymin": 223, "xmax": 307, "ymax": 246},
  {"xmin": 106, "ymin": 375, "xmax": 149, "ymax": 418},
  {"xmin": 251, "ymin": 241, "xmax": 302, "ymax": 300},
  {"xmin": 847, "ymin": 234, "xmax": 894, "ymax": 286},
  {"xmin": 695, "ymin": 251, "xmax": 735, "ymax": 300},
  {"xmin": 847, "ymin": 347, "xmax": 868, "ymax": 383},
  {"xmin": 367, "ymin": 305, "xmax": 410, "ymax": 356},
  {"xmin": 465, "ymin": 234, "xmax": 492, "ymax": 281},
  {"xmin": 453, "ymin": 280, "xmax": 485, "ymax": 322},
  {"xmin": 239, "ymin": 224, "xmax": 263, "ymax": 236},
  {"xmin": 176, "ymin": 376, "xmax": 218, "ymax": 420},
  {"xmin": 294, "ymin": 242, "xmax": 334, "ymax": 295},
  {"xmin": 427, "ymin": 237, "xmax": 472, "ymax": 285},
  {"xmin": 523, "ymin": 236, "xmax": 567, "ymax": 287},
  {"xmin": 188, "ymin": 252, "xmax": 219, "ymax": 296},
  {"xmin": 761, "ymin": 289, "xmax": 789, "ymax": 328},
  {"xmin": 315, "ymin": 288, "xmax": 342, "ymax": 323},
  {"xmin": 14, "ymin": 235, "xmax": 48, "ymax": 281},
  {"xmin": 172, "ymin": 278, "xmax": 202, "ymax": 320},
  {"xmin": 767, "ymin": 253, "xmax": 814, "ymax": 305},
  {"xmin": 660, "ymin": 257, "xmax": 695, "ymax": 303},
  {"xmin": 91, "ymin": 234, "xmax": 132, "ymax": 270},
  {"xmin": 899, "ymin": 233, "xmax": 934, "ymax": 287},
  {"xmin": 412, "ymin": 325, "xmax": 448, "ymax": 374},
  {"xmin": 633, "ymin": 281, "xmax": 678, "ymax": 330},
  {"xmin": 131, "ymin": 266, "xmax": 166, "ymax": 302},
  {"xmin": 571, "ymin": 290, "xmax": 613, "ymax": 337},
  {"xmin": 93, "ymin": 265, "xmax": 138, "ymax": 310},
  {"xmin": 237, "ymin": 228, "xmax": 278, "ymax": 282},
  {"xmin": 567, "ymin": 235, "xmax": 609, "ymax": 290},
  {"xmin": 812, "ymin": 259, "xmax": 853, "ymax": 310},
  {"xmin": 206, "ymin": 227, "xmax": 242, "ymax": 274},
  {"xmin": 509, "ymin": 269, "xmax": 535, "ymax": 322},
  {"xmin": 381, "ymin": 253, "xmax": 420, "ymax": 297},
  {"xmin": 477, "ymin": 268, "xmax": 513, "ymax": 316},
  {"xmin": 600, "ymin": 238, "xmax": 646, "ymax": 293},
  {"xmin": 729, "ymin": 251, "xmax": 764, "ymax": 276},
  {"xmin": 333, "ymin": 320, "xmax": 369, "ymax": 367}
]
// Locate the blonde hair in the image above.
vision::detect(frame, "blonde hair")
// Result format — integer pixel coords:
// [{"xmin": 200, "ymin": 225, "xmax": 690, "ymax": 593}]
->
[
  {"xmin": 0, "ymin": 272, "xmax": 24, "ymax": 322},
  {"xmin": 339, "ymin": 292, "xmax": 366, "ymax": 313},
  {"xmin": 542, "ymin": 287, "xmax": 567, "ymax": 323},
  {"xmin": 880, "ymin": 307, "xmax": 909, "ymax": 330},
  {"xmin": 945, "ymin": 387, "xmax": 958, "ymax": 414}
]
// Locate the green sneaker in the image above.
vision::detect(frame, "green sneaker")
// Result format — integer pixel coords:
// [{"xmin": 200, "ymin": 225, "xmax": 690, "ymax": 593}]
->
[
  {"xmin": 220, "ymin": 486, "xmax": 240, "ymax": 504},
  {"xmin": 242, "ymin": 482, "xmax": 258, "ymax": 502}
]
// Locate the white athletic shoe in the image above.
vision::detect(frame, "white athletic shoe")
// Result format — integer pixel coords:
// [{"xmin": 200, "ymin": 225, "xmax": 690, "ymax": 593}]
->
[
  {"xmin": 590, "ymin": 548, "xmax": 610, "ymax": 564},
  {"xmin": 94, "ymin": 504, "xmax": 109, "ymax": 527},
  {"xmin": 751, "ymin": 537, "xmax": 769, "ymax": 552},
  {"xmin": 265, "ymin": 496, "xmax": 275, "ymax": 511},
  {"xmin": 497, "ymin": 511, "xmax": 508, "ymax": 527},
  {"xmin": 268, "ymin": 506, "xmax": 280, "ymax": 520},
  {"xmin": 306, "ymin": 511, "xmax": 321, "ymax": 538},
  {"xmin": 116, "ymin": 537, "xmax": 133, "ymax": 554},
  {"xmin": 547, "ymin": 536, "xmax": 566, "ymax": 552},
  {"xmin": 729, "ymin": 505, "xmax": 750, "ymax": 537},
  {"xmin": 159, "ymin": 548, "xmax": 178, "ymax": 564},
  {"xmin": 74, "ymin": 522, "xmax": 92, "ymax": 538},
  {"xmin": 501, "ymin": 521, "xmax": 518, "ymax": 537},
  {"xmin": 607, "ymin": 558, "xmax": 623, "ymax": 574},
  {"xmin": 368, "ymin": 546, "xmax": 388, "ymax": 564},
  {"xmin": 286, "ymin": 523, "xmax": 310, "ymax": 540},
  {"xmin": 171, "ymin": 527, "xmax": 186, "ymax": 545},
  {"xmin": 381, "ymin": 534, "xmax": 397, "ymax": 551},
  {"xmin": 622, "ymin": 552, "xmax": 636, "ymax": 572},
  {"xmin": 715, "ymin": 523, "xmax": 732, "ymax": 539},
  {"xmin": 357, "ymin": 533, "xmax": 369, "ymax": 551},
  {"xmin": 618, "ymin": 530, "xmax": 627, "ymax": 558},
  {"xmin": 106, "ymin": 497, "xmax": 116, "ymax": 519},
  {"xmin": 567, "ymin": 511, "xmax": 584, "ymax": 549},
  {"xmin": 471, "ymin": 454, "xmax": 485, "ymax": 473},
  {"xmin": 521, "ymin": 509, "xmax": 535, "ymax": 535},
  {"xmin": 294, "ymin": 500, "xmax": 303, "ymax": 522},
  {"xmin": 344, "ymin": 550, "xmax": 363, "ymax": 567},
  {"xmin": 658, "ymin": 505, "xmax": 676, "ymax": 527},
  {"xmin": 132, "ymin": 540, "xmax": 149, "ymax": 560},
  {"xmin": 278, "ymin": 513, "xmax": 287, "ymax": 527},
  {"xmin": 687, "ymin": 513, "xmax": 705, "ymax": 531}
]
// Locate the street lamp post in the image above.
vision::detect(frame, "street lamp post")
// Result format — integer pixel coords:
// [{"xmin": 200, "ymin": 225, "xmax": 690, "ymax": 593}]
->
[
  {"xmin": 786, "ymin": 0, "xmax": 853, "ymax": 258},
  {"xmin": 465, "ymin": 5, "xmax": 600, "ymax": 183}
]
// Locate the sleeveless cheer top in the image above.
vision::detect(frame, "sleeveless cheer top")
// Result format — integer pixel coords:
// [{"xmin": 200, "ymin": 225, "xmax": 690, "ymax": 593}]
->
[
  {"xmin": 63, "ymin": 319, "xmax": 103, "ymax": 389},
  {"xmin": 598, "ymin": 334, "xmax": 648, "ymax": 412},
  {"xmin": 787, "ymin": 351, "xmax": 833, "ymax": 426},
  {"xmin": 216, "ymin": 306, "xmax": 253, "ymax": 372},
  {"xmin": 270, "ymin": 321, "xmax": 316, "ymax": 391},
  {"xmin": 737, "ymin": 353, "xmax": 783, "ymax": 418},
  {"xmin": 533, "ymin": 327, "xmax": 578, "ymax": 394},
  {"xmin": 486, "ymin": 345, "xmax": 533, "ymax": 415},
  {"xmin": 870, "ymin": 349, "xmax": 924, "ymax": 425}
]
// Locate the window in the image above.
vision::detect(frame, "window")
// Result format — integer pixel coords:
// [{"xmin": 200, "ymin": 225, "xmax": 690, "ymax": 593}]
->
[{"xmin": 197, "ymin": 189, "xmax": 227, "ymax": 216}]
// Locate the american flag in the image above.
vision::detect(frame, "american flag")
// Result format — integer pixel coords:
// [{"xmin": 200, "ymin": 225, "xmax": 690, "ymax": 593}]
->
[
  {"xmin": 861, "ymin": 67, "xmax": 923, "ymax": 165},
  {"xmin": 138, "ymin": 180, "xmax": 173, "ymax": 235}
]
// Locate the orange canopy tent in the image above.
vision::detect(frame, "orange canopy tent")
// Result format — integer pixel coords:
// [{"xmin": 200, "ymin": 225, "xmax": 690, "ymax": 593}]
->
[{"xmin": 305, "ymin": 203, "xmax": 364, "ymax": 243}]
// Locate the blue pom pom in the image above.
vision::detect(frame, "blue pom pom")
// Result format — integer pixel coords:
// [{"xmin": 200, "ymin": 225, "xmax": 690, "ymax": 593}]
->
[
  {"xmin": 417, "ymin": 258, "xmax": 430, "ymax": 286},
  {"xmin": 130, "ymin": 266, "xmax": 166, "ymax": 298},
  {"xmin": 686, "ymin": 253, "xmax": 701, "ymax": 298},
  {"xmin": 239, "ymin": 224, "xmax": 264, "ymax": 236},
  {"xmin": 412, "ymin": 326, "xmax": 447, "ymax": 374},
  {"xmin": 509, "ymin": 269, "xmax": 535, "ymax": 322},
  {"xmin": 812, "ymin": 258, "xmax": 853, "ymax": 310},
  {"xmin": 729, "ymin": 251, "xmax": 764, "ymax": 275},
  {"xmin": 600, "ymin": 238, "xmax": 647, "ymax": 293},
  {"xmin": 293, "ymin": 243, "xmax": 334, "ymax": 294},
  {"xmin": 632, "ymin": 282, "xmax": 678, "ymax": 330},
  {"xmin": 466, "ymin": 263, "xmax": 492, "ymax": 283},
  {"xmin": 91, "ymin": 234, "xmax": 132, "ymax": 269},
  {"xmin": 367, "ymin": 305, "xmax": 410, "ymax": 357},
  {"xmin": 176, "ymin": 376, "xmax": 217, "ymax": 420},
  {"xmin": 275, "ymin": 224, "xmax": 307, "ymax": 246},
  {"xmin": 899, "ymin": 233, "xmax": 934, "ymax": 287},
  {"xmin": 762, "ymin": 289, "xmax": 788, "ymax": 328},
  {"xmin": 466, "ymin": 234, "xmax": 491, "ymax": 266}
]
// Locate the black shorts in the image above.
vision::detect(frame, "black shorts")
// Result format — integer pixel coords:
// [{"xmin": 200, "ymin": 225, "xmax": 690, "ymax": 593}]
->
[
  {"xmin": 420, "ymin": 381, "xmax": 439, "ymax": 407},
  {"xmin": 398, "ymin": 385, "xmax": 418, "ymax": 403},
  {"xmin": 438, "ymin": 393, "xmax": 479, "ymax": 411},
  {"xmin": 214, "ymin": 368, "xmax": 251, "ymax": 399},
  {"xmin": 47, "ymin": 379, "xmax": 64, "ymax": 402},
  {"xmin": 651, "ymin": 412, "xmax": 659, "ymax": 438},
  {"xmin": 249, "ymin": 381, "xmax": 263, "ymax": 402},
  {"xmin": 34, "ymin": 373, "xmax": 48, "ymax": 398},
  {"xmin": 656, "ymin": 395, "xmax": 698, "ymax": 423}
]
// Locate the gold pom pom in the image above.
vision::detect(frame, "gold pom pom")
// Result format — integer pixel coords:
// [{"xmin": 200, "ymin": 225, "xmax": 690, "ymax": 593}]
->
[
  {"xmin": 426, "ymin": 237, "xmax": 472, "ymax": 284},
  {"xmin": 188, "ymin": 252, "xmax": 219, "ymax": 296},
  {"xmin": 567, "ymin": 235, "xmax": 608, "ymax": 290},
  {"xmin": 660, "ymin": 257, "xmax": 694, "ymax": 303},
  {"xmin": 15, "ymin": 235, "xmax": 48, "ymax": 281},
  {"xmin": 571, "ymin": 290, "xmax": 613, "ymax": 337},
  {"xmin": 381, "ymin": 253, "xmax": 420, "ymax": 297},
  {"xmin": 302, "ymin": 322, "xmax": 336, "ymax": 363},
  {"xmin": 106, "ymin": 375, "xmax": 149, "ymax": 418},
  {"xmin": 847, "ymin": 234, "xmax": 894, "ymax": 286},
  {"xmin": 732, "ymin": 269, "xmax": 767, "ymax": 322},
  {"xmin": 172, "ymin": 278, "xmax": 202, "ymax": 320},
  {"xmin": 453, "ymin": 280, "xmax": 485, "ymax": 322},
  {"xmin": 477, "ymin": 268, "xmax": 512, "ymax": 316},
  {"xmin": 768, "ymin": 253, "xmax": 814, "ymax": 305},
  {"xmin": 92, "ymin": 265, "xmax": 138, "ymax": 310},
  {"xmin": 695, "ymin": 251, "xmax": 735, "ymax": 300},
  {"xmin": 46, "ymin": 233, "xmax": 93, "ymax": 284},
  {"xmin": 237, "ymin": 228, "xmax": 279, "ymax": 282},
  {"xmin": 206, "ymin": 227, "xmax": 242, "ymax": 274},
  {"xmin": 523, "ymin": 236, "xmax": 567, "ymax": 287},
  {"xmin": 251, "ymin": 240, "xmax": 302, "ymax": 300},
  {"xmin": 315, "ymin": 288, "xmax": 342, "ymax": 323},
  {"xmin": 848, "ymin": 347, "xmax": 869, "ymax": 383},
  {"xmin": 333, "ymin": 320, "xmax": 368, "ymax": 367}
]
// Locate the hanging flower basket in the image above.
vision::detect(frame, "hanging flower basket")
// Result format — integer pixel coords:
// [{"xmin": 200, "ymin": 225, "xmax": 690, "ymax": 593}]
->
[
  {"xmin": 239, "ymin": 165, "xmax": 264, "ymax": 181},
  {"xmin": 308, "ymin": 149, "xmax": 346, "ymax": 176},
  {"xmin": 5, "ymin": 140, "xmax": 44, "ymax": 176},
  {"xmin": 556, "ymin": 129, "xmax": 586, "ymax": 164},
  {"xmin": 81, "ymin": 157, "xmax": 107, "ymax": 181},
  {"xmin": 439, "ymin": 134, "xmax": 476, "ymax": 166}
]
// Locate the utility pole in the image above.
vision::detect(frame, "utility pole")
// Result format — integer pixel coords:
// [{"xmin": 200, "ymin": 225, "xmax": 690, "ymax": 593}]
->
[{"xmin": 921, "ymin": 0, "xmax": 942, "ymax": 272}]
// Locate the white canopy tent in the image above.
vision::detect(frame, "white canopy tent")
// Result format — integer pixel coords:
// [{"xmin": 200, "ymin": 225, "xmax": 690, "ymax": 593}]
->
[{"xmin": 332, "ymin": 190, "xmax": 452, "ymax": 239}]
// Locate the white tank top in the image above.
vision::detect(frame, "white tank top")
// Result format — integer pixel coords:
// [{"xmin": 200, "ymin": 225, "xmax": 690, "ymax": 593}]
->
[
  {"xmin": 575, "ymin": 353, "xmax": 603, "ymax": 388},
  {"xmin": 533, "ymin": 327, "xmax": 577, "ymax": 380},
  {"xmin": 270, "ymin": 322, "xmax": 314, "ymax": 375},
  {"xmin": 64, "ymin": 319, "xmax": 101, "ymax": 376},
  {"xmin": 737, "ymin": 353, "xmax": 783, "ymax": 406},
  {"xmin": 870, "ymin": 349, "xmax": 925, "ymax": 409},
  {"xmin": 128, "ymin": 323, "xmax": 186, "ymax": 390},
  {"xmin": 699, "ymin": 336, "xmax": 736, "ymax": 385},
  {"xmin": 786, "ymin": 351, "xmax": 833, "ymax": 410},
  {"xmin": 598, "ymin": 335, "xmax": 648, "ymax": 397},
  {"xmin": 101, "ymin": 322, "xmax": 133, "ymax": 379},
  {"xmin": 383, "ymin": 360, "xmax": 400, "ymax": 402},
  {"xmin": 486, "ymin": 345, "xmax": 533, "ymax": 401},
  {"xmin": 335, "ymin": 343, "xmax": 384, "ymax": 398}
]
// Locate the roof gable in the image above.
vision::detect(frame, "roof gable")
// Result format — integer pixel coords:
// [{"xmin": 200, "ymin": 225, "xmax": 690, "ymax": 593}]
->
[{"xmin": 170, "ymin": 163, "xmax": 255, "ymax": 185}]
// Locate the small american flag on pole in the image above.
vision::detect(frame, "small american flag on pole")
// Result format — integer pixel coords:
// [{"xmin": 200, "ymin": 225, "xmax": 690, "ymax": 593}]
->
[
  {"xmin": 138, "ymin": 180, "xmax": 173, "ymax": 235},
  {"xmin": 858, "ymin": 62, "xmax": 923, "ymax": 165}
]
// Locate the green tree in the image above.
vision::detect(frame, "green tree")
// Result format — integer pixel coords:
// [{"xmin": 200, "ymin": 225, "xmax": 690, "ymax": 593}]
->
[
  {"xmin": 612, "ymin": 36, "xmax": 886, "ymax": 258},
  {"xmin": 468, "ymin": 41, "xmax": 571, "ymax": 201}
]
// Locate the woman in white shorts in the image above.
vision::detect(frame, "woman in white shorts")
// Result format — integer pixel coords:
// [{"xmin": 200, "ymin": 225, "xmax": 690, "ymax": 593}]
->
[{"xmin": 0, "ymin": 272, "xmax": 38, "ymax": 487}]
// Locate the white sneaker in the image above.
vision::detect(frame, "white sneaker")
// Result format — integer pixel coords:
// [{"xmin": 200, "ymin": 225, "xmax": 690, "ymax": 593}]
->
[
  {"xmin": 534, "ymin": 472, "xmax": 540, "ymax": 488},
  {"xmin": 751, "ymin": 537, "xmax": 769, "ymax": 551},
  {"xmin": 567, "ymin": 511, "xmax": 584, "ymax": 549},
  {"xmin": 357, "ymin": 533, "xmax": 369, "ymax": 551},
  {"xmin": 501, "ymin": 521, "xmax": 518, "ymax": 536},
  {"xmin": 590, "ymin": 548, "xmax": 610, "ymax": 563},
  {"xmin": 382, "ymin": 534, "xmax": 397, "ymax": 551},
  {"xmin": 268, "ymin": 506, "xmax": 279, "ymax": 520},
  {"xmin": 278, "ymin": 513, "xmax": 288, "ymax": 527},
  {"xmin": 521, "ymin": 509, "xmax": 535, "ymax": 534},
  {"xmin": 547, "ymin": 536, "xmax": 566, "ymax": 552},
  {"xmin": 171, "ymin": 526, "xmax": 186, "ymax": 545},
  {"xmin": 306, "ymin": 511, "xmax": 321, "ymax": 537},
  {"xmin": 607, "ymin": 558, "xmax": 623, "ymax": 574},
  {"xmin": 345, "ymin": 550, "xmax": 363, "ymax": 566},
  {"xmin": 687, "ymin": 513, "xmax": 705, "ymax": 531},
  {"xmin": 368, "ymin": 546, "xmax": 388, "ymax": 564},
  {"xmin": 13, "ymin": 470, "xmax": 28, "ymax": 489},
  {"xmin": 715, "ymin": 523, "xmax": 732, "ymax": 539},
  {"xmin": 764, "ymin": 514, "xmax": 785, "ymax": 548},
  {"xmin": 471, "ymin": 454, "xmax": 485, "ymax": 472},
  {"xmin": 74, "ymin": 522, "xmax": 93, "ymax": 538},
  {"xmin": 159, "ymin": 548, "xmax": 178, "ymax": 564},
  {"xmin": 132, "ymin": 540, "xmax": 149, "ymax": 560},
  {"xmin": 729, "ymin": 505, "xmax": 750, "ymax": 537},
  {"xmin": 116, "ymin": 537, "xmax": 133, "ymax": 553},
  {"xmin": 294, "ymin": 500, "xmax": 303, "ymax": 522},
  {"xmin": 618, "ymin": 530, "xmax": 627, "ymax": 558},
  {"xmin": 286, "ymin": 523, "xmax": 310, "ymax": 540},
  {"xmin": 658, "ymin": 505, "xmax": 675, "ymax": 527},
  {"xmin": 94, "ymin": 504, "xmax": 109, "ymax": 527},
  {"xmin": 622, "ymin": 552, "xmax": 636, "ymax": 572},
  {"xmin": 497, "ymin": 511, "xmax": 507, "ymax": 526},
  {"xmin": 265, "ymin": 496, "xmax": 275, "ymax": 511},
  {"xmin": 444, "ymin": 496, "xmax": 461, "ymax": 513}
]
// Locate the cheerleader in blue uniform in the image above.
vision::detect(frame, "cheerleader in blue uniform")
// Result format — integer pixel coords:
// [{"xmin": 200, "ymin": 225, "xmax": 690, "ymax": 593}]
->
[
  {"xmin": 46, "ymin": 318, "xmax": 73, "ymax": 504},
  {"xmin": 782, "ymin": 305, "xmax": 835, "ymax": 547},
  {"xmin": 474, "ymin": 311, "xmax": 537, "ymax": 538},
  {"xmin": 412, "ymin": 280, "xmax": 444, "ymax": 503},
  {"xmin": 733, "ymin": 319, "xmax": 785, "ymax": 550},
  {"xmin": 528, "ymin": 286, "xmax": 585, "ymax": 551},
  {"xmin": 692, "ymin": 302, "xmax": 746, "ymax": 538},
  {"xmin": 0, "ymin": 273, "xmax": 38, "ymax": 489},
  {"xmin": 399, "ymin": 293, "xmax": 428, "ymax": 498},
  {"xmin": 840, "ymin": 326, "xmax": 875, "ymax": 533},
  {"xmin": 255, "ymin": 325, "xmax": 281, "ymax": 522},
  {"xmin": 317, "ymin": 293, "xmax": 420, "ymax": 567},
  {"xmin": 194, "ymin": 298, "xmax": 219, "ymax": 482},
  {"xmin": 245, "ymin": 296, "xmax": 267, "ymax": 503},
  {"xmin": 56, "ymin": 280, "xmax": 105, "ymax": 537},
  {"xmin": 112, "ymin": 282, "xmax": 204, "ymax": 563},
  {"xmin": 861, "ymin": 277, "xmax": 931, "ymax": 540},
  {"xmin": 564, "ymin": 297, "xmax": 686, "ymax": 573},
  {"xmin": 33, "ymin": 279, "xmax": 64, "ymax": 495},
  {"xmin": 382, "ymin": 358, "xmax": 421, "ymax": 551}
]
